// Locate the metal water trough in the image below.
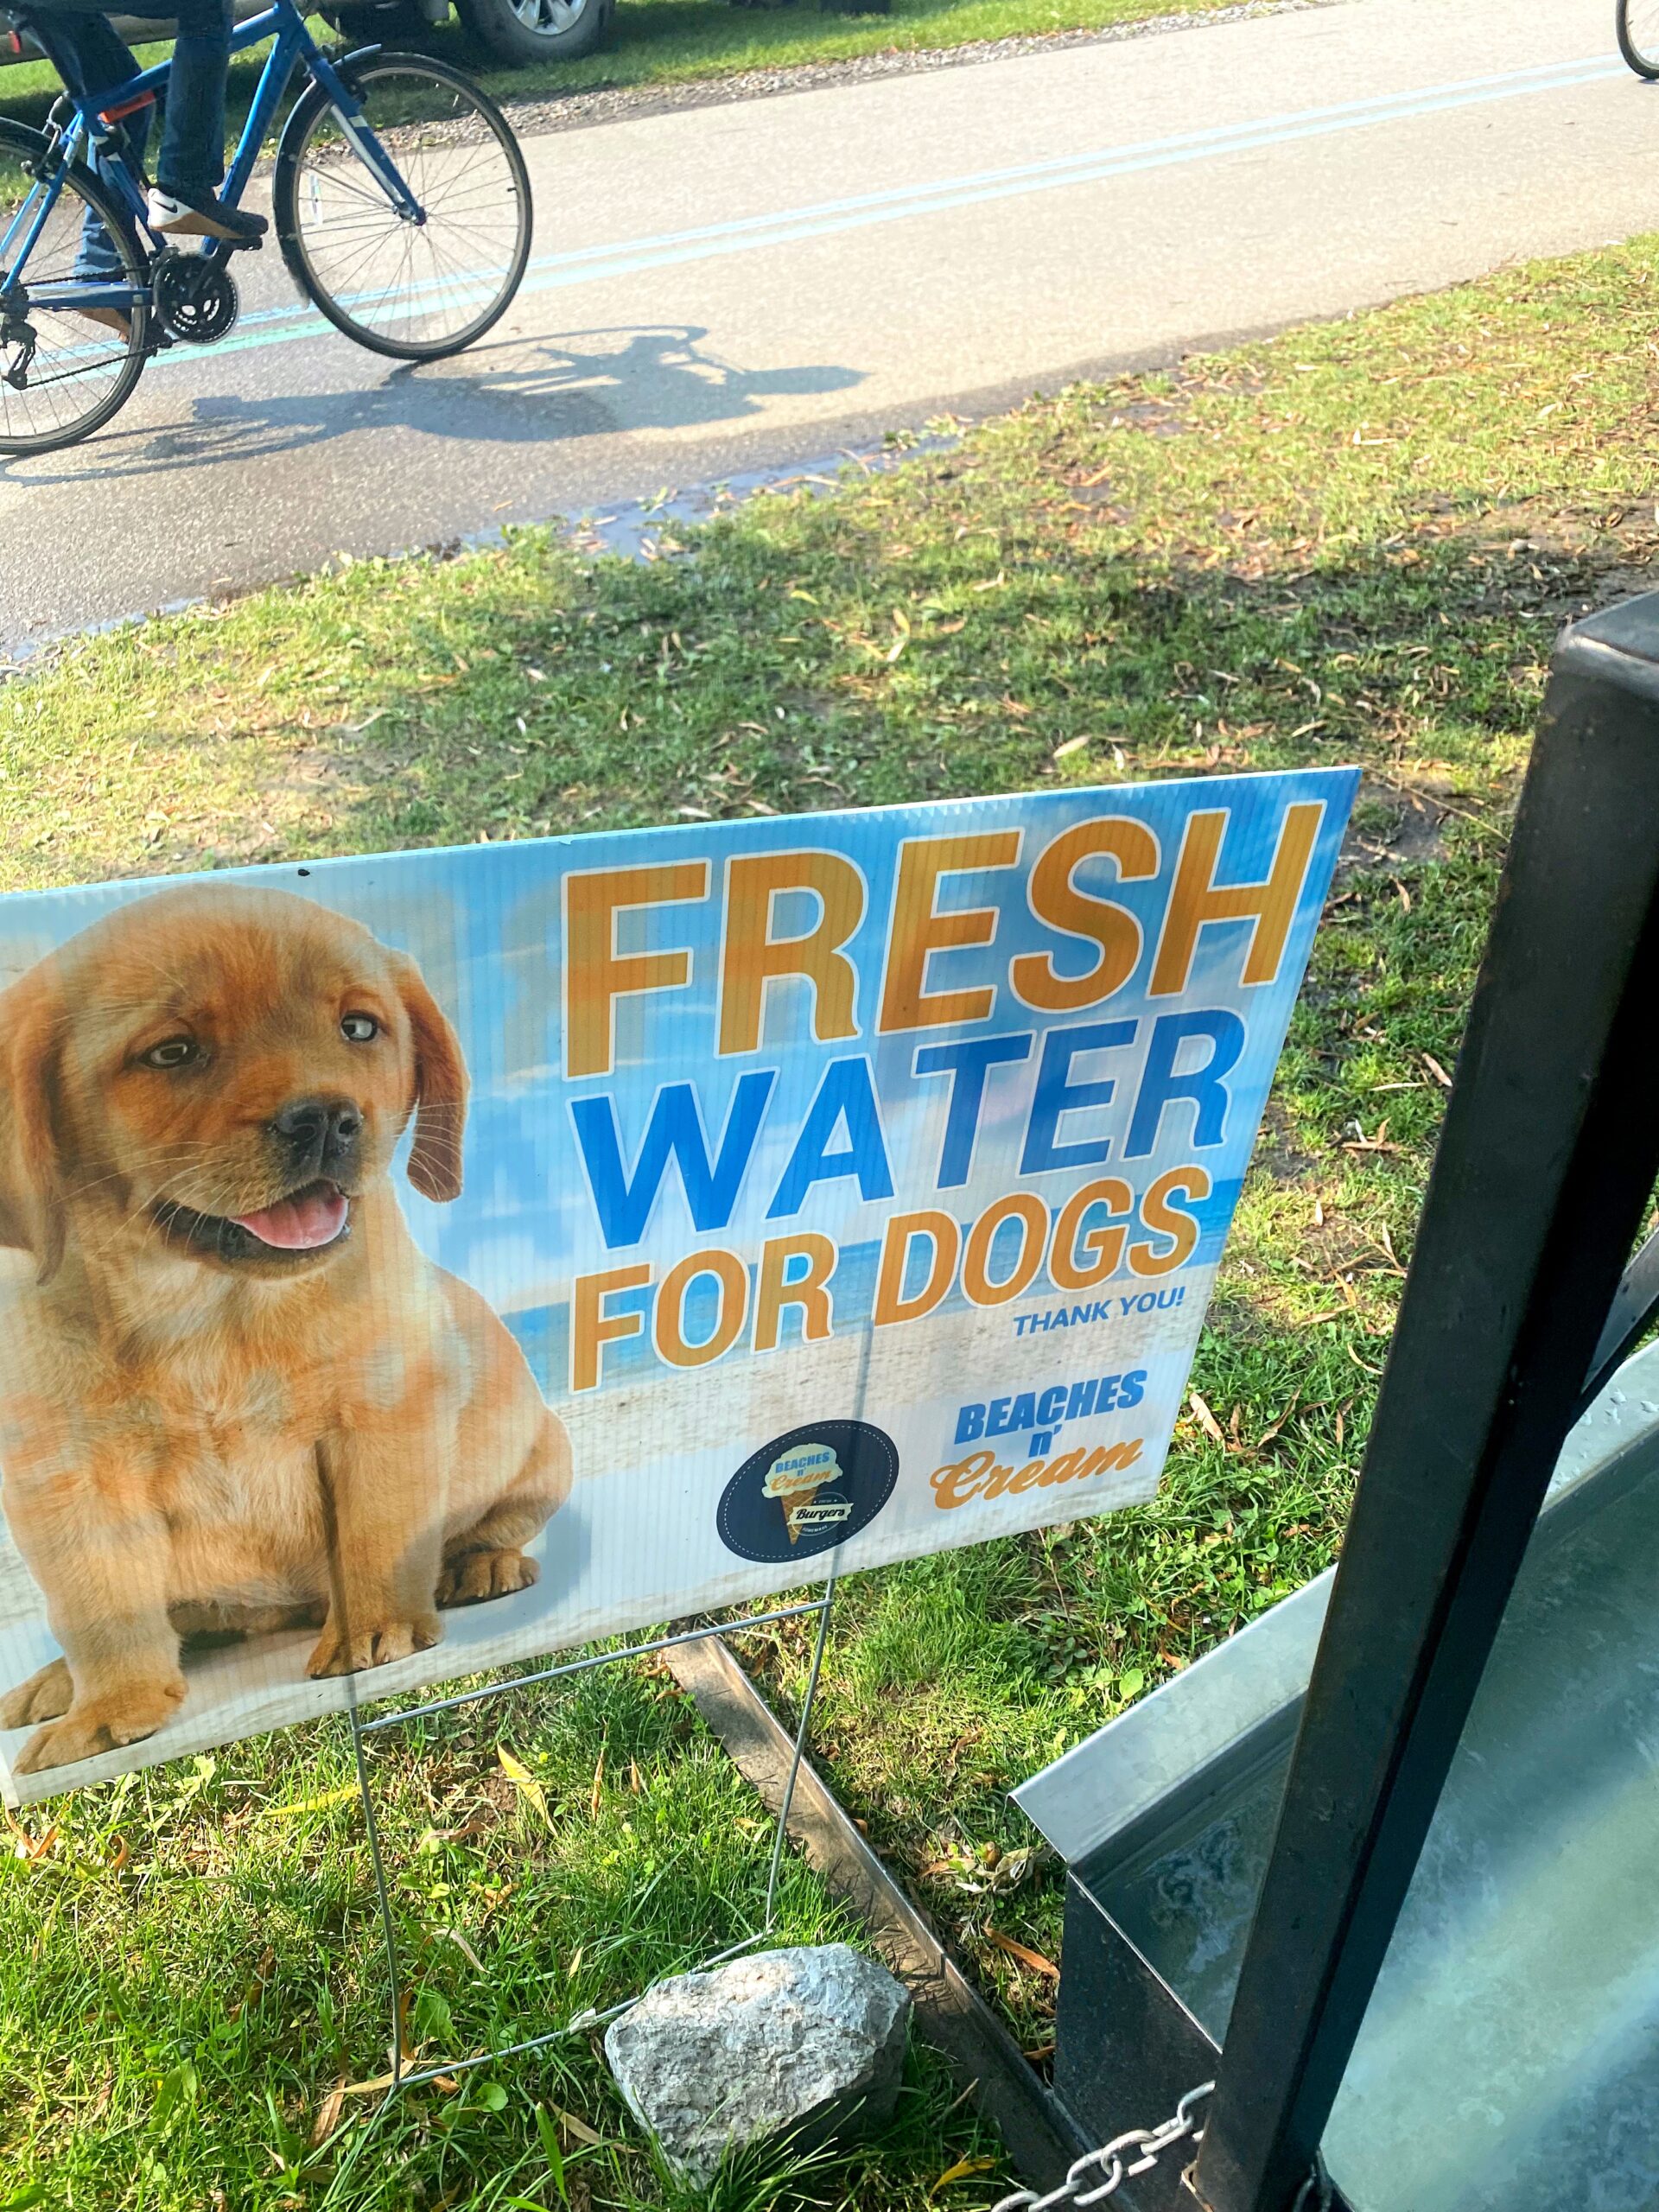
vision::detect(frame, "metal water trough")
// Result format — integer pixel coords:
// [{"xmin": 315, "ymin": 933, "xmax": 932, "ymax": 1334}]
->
[
  {"xmin": 1014, "ymin": 593, "xmax": 1659, "ymax": 2212},
  {"xmin": 1017, "ymin": 1344, "xmax": 1659, "ymax": 2212}
]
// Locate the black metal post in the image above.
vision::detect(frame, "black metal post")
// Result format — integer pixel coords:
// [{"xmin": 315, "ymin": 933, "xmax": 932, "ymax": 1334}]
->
[{"xmin": 1192, "ymin": 597, "xmax": 1659, "ymax": 2212}]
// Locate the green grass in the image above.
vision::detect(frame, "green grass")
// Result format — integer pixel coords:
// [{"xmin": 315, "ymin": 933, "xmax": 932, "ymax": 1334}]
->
[
  {"xmin": 5, "ymin": 232, "xmax": 1659, "ymax": 2202},
  {"xmin": 0, "ymin": 0, "xmax": 1242, "ymax": 147},
  {"xmin": 2, "ymin": 1630, "xmax": 1001, "ymax": 2210}
]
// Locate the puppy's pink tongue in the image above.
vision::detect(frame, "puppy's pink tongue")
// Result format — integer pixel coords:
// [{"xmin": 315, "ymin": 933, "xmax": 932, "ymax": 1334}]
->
[{"xmin": 232, "ymin": 1184, "xmax": 348, "ymax": 1250}]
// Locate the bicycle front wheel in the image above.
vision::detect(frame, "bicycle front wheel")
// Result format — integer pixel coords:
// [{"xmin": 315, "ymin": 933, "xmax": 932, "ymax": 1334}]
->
[
  {"xmin": 0, "ymin": 120, "xmax": 149, "ymax": 457},
  {"xmin": 275, "ymin": 53, "xmax": 532, "ymax": 362},
  {"xmin": 1618, "ymin": 0, "xmax": 1659, "ymax": 78}
]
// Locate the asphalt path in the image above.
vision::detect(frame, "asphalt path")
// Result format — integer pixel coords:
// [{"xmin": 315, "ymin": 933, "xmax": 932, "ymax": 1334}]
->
[{"xmin": 3, "ymin": 0, "xmax": 1657, "ymax": 653}]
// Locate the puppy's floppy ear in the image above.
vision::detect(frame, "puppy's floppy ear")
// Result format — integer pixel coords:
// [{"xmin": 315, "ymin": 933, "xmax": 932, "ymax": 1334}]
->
[
  {"xmin": 393, "ymin": 954, "xmax": 468, "ymax": 1203},
  {"xmin": 0, "ymin": 963, "xmax": 68, "ymax": 1282}
]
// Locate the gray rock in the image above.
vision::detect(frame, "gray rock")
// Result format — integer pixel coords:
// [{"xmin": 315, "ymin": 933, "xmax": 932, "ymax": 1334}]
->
[{"xmin": 604, "ymin": 1942, "xmax": 911, "ymax": 2184}]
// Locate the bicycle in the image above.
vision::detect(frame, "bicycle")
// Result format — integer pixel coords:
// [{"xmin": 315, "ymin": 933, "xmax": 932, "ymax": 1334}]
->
[
  {"xmin": 1618, "ymin": 0, "xmax": 1659, "ymax": 79},
  {"xmin": 0, "ymin": 0, "xmax": 532, "ymax": 454}
]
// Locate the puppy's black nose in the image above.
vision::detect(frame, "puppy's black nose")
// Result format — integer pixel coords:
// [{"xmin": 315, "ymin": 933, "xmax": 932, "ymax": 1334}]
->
[{"xmin": 272, "ymin": 1096, "xmax": 362, "ymax": 1176}]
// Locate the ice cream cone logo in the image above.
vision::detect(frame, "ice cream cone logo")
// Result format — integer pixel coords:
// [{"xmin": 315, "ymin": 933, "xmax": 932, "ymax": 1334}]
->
[
  {"xmin": 762, "ymin": 1441, "xmax": 852, "ymax": 1546},
  {"xmin": 717, "ymin": 1421, "xmax": 898, "ymax": 1565}
]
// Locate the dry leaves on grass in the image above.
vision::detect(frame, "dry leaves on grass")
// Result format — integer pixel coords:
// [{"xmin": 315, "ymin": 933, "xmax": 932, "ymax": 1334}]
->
[
  {"xmin": 498, "ymin": 1745, "xmax": 556, "ymax": 1832},
  {"xmin": 983, "ymin": 1927, "xmax": 1060, "ymax": 1981},
  {"xmin": 309, "ymin": 2078, "xmax": 347, "ymax": 2147},
  {"xmin": 930, "ymin": 2156, "xmax": 999, "ymax": 2196}
]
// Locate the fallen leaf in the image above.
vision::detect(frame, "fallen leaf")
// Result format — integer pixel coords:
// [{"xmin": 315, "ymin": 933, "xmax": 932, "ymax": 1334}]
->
[
  {"xmin": 554, "ymin": 2106, "xmax": 604, "ymax": 2147},
  {"xmin": 930, "ymin": 2157, "xmax": 998, "ymax": 2197},
  {"xmin": 1052, "ymin": 735, "xmax": 1089, "ymax": 761},
  {"xmin": 1022, "ymin": 2042, "xmax": 1056, "ymax": 2063},
  {"xmin": 1187, "ymin": 1390, "xmax": 1225, "ymax": 1445},
  {"xmin": 589, "ymin": 1747, "xmax": 605, "ymax": 1820},
  {"xmin": 258, "ymin": 1783, "xmax": 359, "ymax": 1821},
  {"xmin": 984, "ymin": 1926, "xmax": 1061, "ymax": 1980},
  {"xmin": 343, "ymin": 2071, "xmax": 397, "ymax": 2097},
  {"xmin": 498, "ymin": 1746, "xmax": 554, "ymax": 1832},
  {"xmin": 1257, "ymin": 1397, "xmax": 1300, "ymax": 1448},
  {"xmin": 1422, "ymin": 1052, "xmax": 1453, "ymax": 1090},
  {"xmin": 309, "ymin": 2079, "xmax": 346, "ymax": 2146},
  {"xmin": 440, "ymin": 1925, "xmax": 486, "ymax": 1976}
]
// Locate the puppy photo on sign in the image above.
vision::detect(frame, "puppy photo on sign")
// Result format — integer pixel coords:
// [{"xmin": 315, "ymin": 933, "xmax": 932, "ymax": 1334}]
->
[{"xmin": 0, "ymin": 885, "xmax": 572, "ymax": 1780}]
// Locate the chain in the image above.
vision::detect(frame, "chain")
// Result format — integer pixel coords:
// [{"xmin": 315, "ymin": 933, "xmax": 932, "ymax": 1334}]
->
[{"xmin": 991, "ymin": 2082, "xmax": 1215, "ymax": 2212}]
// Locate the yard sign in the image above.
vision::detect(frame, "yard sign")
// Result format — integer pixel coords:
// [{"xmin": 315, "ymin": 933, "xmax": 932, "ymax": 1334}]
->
[{"xmin": 0, "ymin": 771, "xmax": 1354, "ymax": 1802}]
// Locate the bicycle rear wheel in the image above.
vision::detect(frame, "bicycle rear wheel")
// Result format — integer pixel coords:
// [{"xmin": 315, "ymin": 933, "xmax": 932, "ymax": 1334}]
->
[
  {"xmin": 275, "ymin": 53, "xmax": 532, "ymax": 363},
  {"xmin": 1618, "ymin": 0, "xmax": 1659, "ymax": 78},
  {"xmin": 0, "ymin": 121, "xmax": 149, "ymax": 457}
]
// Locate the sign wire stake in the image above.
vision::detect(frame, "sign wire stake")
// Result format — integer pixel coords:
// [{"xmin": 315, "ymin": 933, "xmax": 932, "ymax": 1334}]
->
[{"xmin": 346, "ymin": 1579, "xmax": 841, "ymax": 2098}]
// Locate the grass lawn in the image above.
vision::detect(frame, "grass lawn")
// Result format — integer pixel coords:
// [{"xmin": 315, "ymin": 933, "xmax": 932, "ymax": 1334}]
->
[
  {"xmin": 0, "ymin": 0, "xmax": 1243, "ymax": 146},
  {"xmin": 4, "ymin": 232, "xmax": 1658, "ymax": 2207}
]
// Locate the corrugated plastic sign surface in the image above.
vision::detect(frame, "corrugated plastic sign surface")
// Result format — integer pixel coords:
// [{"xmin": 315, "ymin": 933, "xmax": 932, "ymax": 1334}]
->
[{"xmin": 0, "ymin": 771, "xmax": 1354, "ymax": 1801}]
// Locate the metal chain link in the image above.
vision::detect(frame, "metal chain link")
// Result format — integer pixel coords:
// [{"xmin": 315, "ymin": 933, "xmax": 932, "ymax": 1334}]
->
[{"xmin": 991, "ymin": 2082, "xmax": 1216, "ymax": 2212}]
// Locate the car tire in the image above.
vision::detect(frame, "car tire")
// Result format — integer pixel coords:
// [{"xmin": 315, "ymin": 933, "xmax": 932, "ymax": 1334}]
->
[
  {"xmin": 454, "ymin": 0, "xmax": 610, "ymax": 64},
  {"xmin": 323, "ymin": 0, "xmax": 439, "ymax": 41}
]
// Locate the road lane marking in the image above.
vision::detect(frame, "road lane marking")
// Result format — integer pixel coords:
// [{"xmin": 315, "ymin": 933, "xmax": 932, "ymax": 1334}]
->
[{"xmin": 163, "ymin": 49, "xmax": 1628, "ymax": 369}]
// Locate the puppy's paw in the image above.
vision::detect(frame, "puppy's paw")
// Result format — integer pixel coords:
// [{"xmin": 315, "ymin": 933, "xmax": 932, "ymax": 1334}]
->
[
  {"xmin": 13, "ymin": 1677, "xmax": 186, "ymax": 1773},
  {"xmin": 436, "ymin": 1548, "xmax": 540, "ymax": 1608},
  {"xmin": 305, "ymin": 1610, "xmax": 442, "ymax": 1679},
  {"xmin": 1, "ymin": 1657, "xmax": 73, "ymax": 1730}
]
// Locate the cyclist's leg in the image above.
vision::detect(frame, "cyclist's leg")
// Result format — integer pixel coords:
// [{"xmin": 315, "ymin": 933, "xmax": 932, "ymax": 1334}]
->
[
  {"xmin": 153, "ymin": 0, "xmax": 230, "ymax": 200},
  {"xmin": 27, "ymin": 10, "xmax": 148, "ymax": 286},
  {"xmin": 146, "ymin": 0, "xmax": 265, "ymax": 241}
]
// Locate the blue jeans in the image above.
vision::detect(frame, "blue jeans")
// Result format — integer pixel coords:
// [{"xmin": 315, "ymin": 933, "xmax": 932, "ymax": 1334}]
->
[{"xmin": 29, "ymin": 0, "xmax": 233, "ymax": 276}]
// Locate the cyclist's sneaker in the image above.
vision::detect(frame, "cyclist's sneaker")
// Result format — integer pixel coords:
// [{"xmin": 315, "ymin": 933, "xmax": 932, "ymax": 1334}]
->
[{"xmin": 147, "ymin": 185, "xmax": 267, "ymax": 245}]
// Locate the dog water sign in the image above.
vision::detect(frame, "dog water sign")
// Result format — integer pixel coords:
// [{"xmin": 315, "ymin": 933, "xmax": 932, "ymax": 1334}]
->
[{"xmin": 0, "ymin": 774, "xmax": 1353, "ymax": 1802}]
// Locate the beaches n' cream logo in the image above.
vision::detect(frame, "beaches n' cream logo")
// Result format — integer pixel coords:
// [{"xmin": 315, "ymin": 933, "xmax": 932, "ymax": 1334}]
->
[
  {"xmin": 762, "ymin": 1442, "xmax": 853, "ymax": 1547},
  {"xmin": 717, "ymin": 1421, "xmax": 899, "ymax": 1565},
  {"xmin": 930, "ymin": 1436, "xmax": 1145, "ymax": 1510}
]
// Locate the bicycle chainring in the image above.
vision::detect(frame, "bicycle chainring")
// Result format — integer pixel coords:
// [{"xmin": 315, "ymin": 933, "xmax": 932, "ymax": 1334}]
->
[{"xmin": 152, "ymin": 250, "xmax": 240, "ymax": 345}]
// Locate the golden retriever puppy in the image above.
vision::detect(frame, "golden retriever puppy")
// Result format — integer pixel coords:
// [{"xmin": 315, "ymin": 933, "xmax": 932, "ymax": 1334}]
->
[{"xmin": 0, "ymin": 884, "xmax": 570, "ymax": 1775}]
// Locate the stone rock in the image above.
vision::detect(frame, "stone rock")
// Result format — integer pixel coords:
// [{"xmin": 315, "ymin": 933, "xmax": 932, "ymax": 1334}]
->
[{"xmin": 603, "ymin": 1942, "xmax": 911, "ymax": 2183}]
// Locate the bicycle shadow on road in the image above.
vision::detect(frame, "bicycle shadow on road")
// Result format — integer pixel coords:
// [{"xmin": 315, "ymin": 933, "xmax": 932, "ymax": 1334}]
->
[{"xmin": 4, "ymin": 324, "xmax": 867, "ymax": 488}]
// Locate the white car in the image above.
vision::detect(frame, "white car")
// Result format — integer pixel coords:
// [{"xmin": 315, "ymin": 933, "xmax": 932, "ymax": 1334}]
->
[{"xmin": 2, "ymin": 0, "xmax": 612, "ymax": 71}]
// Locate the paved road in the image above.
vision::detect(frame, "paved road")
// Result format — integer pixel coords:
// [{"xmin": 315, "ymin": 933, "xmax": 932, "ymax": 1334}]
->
[{"xmin": 3, "ymin": 0, "xmax": 1656, "ymax": 653}]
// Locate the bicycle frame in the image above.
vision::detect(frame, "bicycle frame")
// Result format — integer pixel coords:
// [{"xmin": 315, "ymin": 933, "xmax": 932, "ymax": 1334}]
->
[{"xmin": 2, "ymin": 0, "xmax": 423, "ymax": 326}]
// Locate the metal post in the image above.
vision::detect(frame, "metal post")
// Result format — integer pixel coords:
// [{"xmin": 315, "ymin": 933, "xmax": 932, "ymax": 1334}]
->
[
  {"xmin": 764, "ymin": 1569, "xmax": 837, "ymax": 1929},
  {"xmin": 1193, "ymin": 598, "xmax": 1659, "ymax": 2211},
  {"xmin": 348, "ymin": 1696, "xmax": 407, "ymax": 2091}
]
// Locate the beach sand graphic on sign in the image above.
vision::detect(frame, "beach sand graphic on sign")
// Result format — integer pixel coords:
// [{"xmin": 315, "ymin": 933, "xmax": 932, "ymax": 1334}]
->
[{"xmin": 762, "ymin": 1442, "xmax": 851, "ymax": 1546}]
